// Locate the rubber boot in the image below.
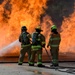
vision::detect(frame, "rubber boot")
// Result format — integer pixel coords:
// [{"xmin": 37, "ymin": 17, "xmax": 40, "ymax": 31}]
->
[
  {"xmin": 50, "ymin": 64, "xmax": 59, "ymax": 68},
  {"xmin": 37, "ymin": 64, "xmax": 45, "ymax": 67},
  {"xmin": 54, "ymin": 64, "xmax": 59, "ymax": 67},
  {"xmin": 29, "ymin": 64, "xmax": 34, "ymax": 66},
  {"xmin": 18, "ymin": 63, "xmax": 22, "ymax": 65}
]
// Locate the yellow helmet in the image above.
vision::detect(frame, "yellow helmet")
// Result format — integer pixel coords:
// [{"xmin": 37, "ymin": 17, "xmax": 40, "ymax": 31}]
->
[
  {"xmin": 35, "ymin": 26, "xmax": 42, "ymax": 31},
  {"xmin": 51, "ymin": 25, "xmax": 57, "ymax": 30}
]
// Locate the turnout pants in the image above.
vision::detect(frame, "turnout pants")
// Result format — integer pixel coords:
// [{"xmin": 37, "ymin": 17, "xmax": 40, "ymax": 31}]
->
[
  {"xmin": 29, "ymin": 49, "xmax": 42, "ymax": 65},
  {"xmin": 50, "ymin": 47, "xmax": 59, "ymax": 66},
  {"xmin": 18, "ymin": 45, "xmax": 31, "ymax": 64}
]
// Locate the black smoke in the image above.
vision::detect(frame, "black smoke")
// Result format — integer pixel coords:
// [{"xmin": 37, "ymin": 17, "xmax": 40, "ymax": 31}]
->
[
  {"xmin": 1, "ymin": 0, "xmax": 12, "ymax": 22},
  {"xmin": 0, "ymin": 0, "xmax": 4, "ymax": 4},
  {"xmin": 41, "ymin": 0, "xmax": 75, "ymax": 29}
]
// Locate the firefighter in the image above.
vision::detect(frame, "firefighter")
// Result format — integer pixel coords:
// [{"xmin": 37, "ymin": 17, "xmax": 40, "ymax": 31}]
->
[
  {"xmin": 29, "ymin": 26, "xmax": 45, "ymax": 67},
  {"xmin": 18, "ymin": 26, "xmax": 31, "ymax": 65},
  {"xmin": 47, "ymin": 25, "xmax": 61, "ymax": 67}
]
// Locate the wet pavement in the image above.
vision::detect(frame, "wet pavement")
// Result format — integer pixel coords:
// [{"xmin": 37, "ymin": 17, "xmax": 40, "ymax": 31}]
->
[{"xmin": 0, "ymin": 62, "xmax": 75, "ymax": 75}]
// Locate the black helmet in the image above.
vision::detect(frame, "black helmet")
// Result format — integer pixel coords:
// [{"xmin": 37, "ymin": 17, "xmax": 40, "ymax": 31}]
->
[{"xmin": 21, "ymin": 26, "xmax": 27, "ymax": 31}]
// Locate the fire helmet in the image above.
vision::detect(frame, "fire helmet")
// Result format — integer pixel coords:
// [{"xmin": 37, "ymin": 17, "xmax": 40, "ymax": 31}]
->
[
  {"xmin": 51, "ymin": 25, "xmax": 57, "ymax": 30},
  {"xmin": 35, "ymin": 26, "xmax": 43, "ymax": 31},
  {"xmin": 21, "ymin": 26, "xmax": 27, "ymax": 31}
]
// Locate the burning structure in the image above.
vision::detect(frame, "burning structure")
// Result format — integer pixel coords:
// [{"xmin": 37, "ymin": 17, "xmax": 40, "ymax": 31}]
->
[{"xmin": 0, "ymin": 0, "xmax": 75, "ymax": 61}]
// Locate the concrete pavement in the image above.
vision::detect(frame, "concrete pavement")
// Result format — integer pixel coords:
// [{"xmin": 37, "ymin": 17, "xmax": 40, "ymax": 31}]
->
[{"xmin": 0, "ymin": 62, "xmax": 75, "ymax": 75}]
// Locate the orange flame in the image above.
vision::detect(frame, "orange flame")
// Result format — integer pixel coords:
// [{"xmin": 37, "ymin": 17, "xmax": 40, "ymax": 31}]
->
[
  {"xmin": 0, "ymin": 0, "xmax": 75, "ymax": 57},
  {"xmin": 0, "ymin": 0, "xmax": 48, "ymax": 55},
  {"xmin": 60, "ymin": 12, "xmax": 75, "ymax": 53}
]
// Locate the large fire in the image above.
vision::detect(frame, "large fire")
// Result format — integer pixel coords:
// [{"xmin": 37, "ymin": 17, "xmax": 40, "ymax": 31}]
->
[
  {"xmin": 0, "ymin": 0, "xmax": 48, "ymax": 56},
  {"xmin": 60, "ymin": 12, "xmax": 75, "ymax": 53},
  {"xmin": 0, "ymin": 0, "xmax": 75, "ymax": 59}
]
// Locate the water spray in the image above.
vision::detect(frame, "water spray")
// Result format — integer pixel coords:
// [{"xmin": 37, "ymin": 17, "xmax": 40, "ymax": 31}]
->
[{"xmin": 0, "ymin": 39, "xmax": 20, "ymax": 56}]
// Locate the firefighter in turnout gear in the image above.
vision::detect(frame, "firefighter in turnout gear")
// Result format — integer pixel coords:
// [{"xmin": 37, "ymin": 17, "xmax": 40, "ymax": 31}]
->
[
  {"xmin": 29, "ymin": 26, "xmax": 45, "ymax": 67},
  {"xmin": 18, "ymin": 26, "xmax": 31, "ymax": 65},
  {"xmin": 47, "ymin": 25, "xmax": 61, "ymax": 67}
]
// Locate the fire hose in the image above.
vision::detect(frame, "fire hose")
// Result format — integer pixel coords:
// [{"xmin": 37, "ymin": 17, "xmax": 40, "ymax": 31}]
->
[
  {"xmin": 44, "ymin": 48, "xmax": 75, "ymax": 74},
  {"xmin": 57, "ymin": 68, "xmax": 75, "ymax": 74},
  {"xmin": 44, "ymin": 48, "xmax": 51, "ymax": 62}
]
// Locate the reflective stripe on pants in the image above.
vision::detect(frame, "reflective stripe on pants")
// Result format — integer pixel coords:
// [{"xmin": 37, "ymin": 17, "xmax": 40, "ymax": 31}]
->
[
  {"xmin": 50, "ymin": 47, "xmax": 59, "ymax": 65},
  {"xmin": 29, "ymin": 50, "xmax": 42, "ymax": 65}
]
